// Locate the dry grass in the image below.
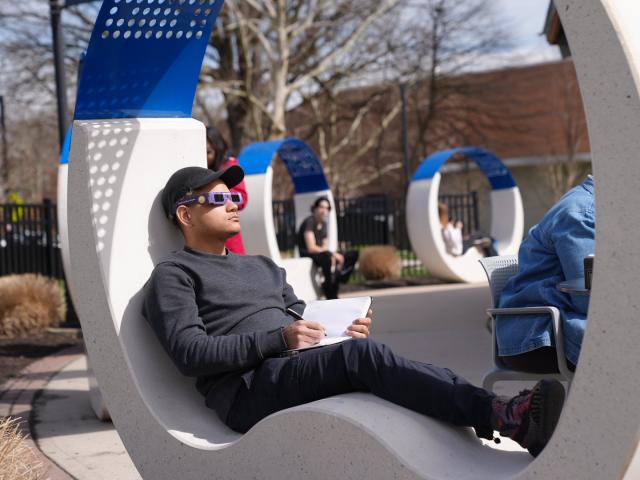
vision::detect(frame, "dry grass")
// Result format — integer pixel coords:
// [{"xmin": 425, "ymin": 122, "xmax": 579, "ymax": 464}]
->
[
  {"xmin": 0, "ymin": 274, "xmax": 66, "ymax": 338},
  {"xmin": 358, "ymin": 245, "xmax": 402, "ymax": 281},
  {"xmin": 0, "ymin": 417, "xmax": 44, "ymax": 480}
]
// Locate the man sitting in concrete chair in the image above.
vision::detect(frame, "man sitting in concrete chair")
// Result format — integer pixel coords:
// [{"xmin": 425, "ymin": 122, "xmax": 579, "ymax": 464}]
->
[
  {"xmin": 496, "ymin": 175, "xmax": 595, "ymax": 373},
  {"xmin": 142, "ymin": 165, "xmax": 566, "ymax": 457}
]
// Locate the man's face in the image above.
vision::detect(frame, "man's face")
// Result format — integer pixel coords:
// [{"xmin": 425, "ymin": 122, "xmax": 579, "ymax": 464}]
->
[{"xmin": 176, "ymin": 179, "xmax": 241, "ymax": 241}]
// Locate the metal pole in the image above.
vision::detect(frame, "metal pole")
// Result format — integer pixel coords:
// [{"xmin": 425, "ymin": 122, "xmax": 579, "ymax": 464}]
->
[
  {"xmin": 50, "ymin": 0, "xmax": 69, "ymax": 151},
  {"xmin": 0, "ymin": 96, "xmax": 7, "ymax": 201},
  {"xmin": 400, "ymin": 83, "xmax": 410, "ymax": 186}
]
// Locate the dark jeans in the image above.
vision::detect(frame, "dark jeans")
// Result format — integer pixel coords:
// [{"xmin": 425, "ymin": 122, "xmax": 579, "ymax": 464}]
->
[
  {"xmin": 304, "ymin": 250, "xmax": 359, "ymax": 299},
  {"xmin": 226, "ymin": 339, "xmax": 495, "ymax": 437},
  {"xmin": 500, "ymin": 347, "xmax": 577, "ymax": 373}
]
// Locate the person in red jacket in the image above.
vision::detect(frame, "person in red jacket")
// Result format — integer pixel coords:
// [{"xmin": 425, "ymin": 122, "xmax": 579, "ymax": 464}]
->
[{"xmin": 205, "ymin": 127, "xmax": 248, "ymax": 254}]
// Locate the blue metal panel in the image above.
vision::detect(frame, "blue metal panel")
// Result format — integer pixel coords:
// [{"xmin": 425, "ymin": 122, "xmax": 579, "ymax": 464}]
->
[
  {"xmin": 237, "ymin": 140, "xmax": 285, "ymax": 176},
  {"xmin": 411, "ymin": 146, "xmax": 517, "ymax": 190},
  {"xmin": 74, "ymin": 0, "xmax": 224, "ymax": 120},
  {"xmin": 238, "ymin": 138, "xmax": 329, "ymax": 193},
  {"xmin": 278, "ymin": 138, "xmax": 329, "ymax": 193}
]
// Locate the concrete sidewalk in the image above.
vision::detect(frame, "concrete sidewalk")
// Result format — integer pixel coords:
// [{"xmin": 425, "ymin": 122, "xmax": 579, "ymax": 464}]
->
[
  {"xmin": 0, "ymin": 348, "xmax": 140, "ymax": 480},
  {"xmin": 33, "ymin": 355, "xmax": 140, "ymax": 479}
]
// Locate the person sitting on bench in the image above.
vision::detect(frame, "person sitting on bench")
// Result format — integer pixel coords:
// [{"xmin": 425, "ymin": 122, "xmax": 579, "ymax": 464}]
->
[
  {"xmin": 142, "ymin": 165, "xmax": 566, "ymax": 457},
  {"xmin": 438, "ymin": 202, "xmax": 497, "ymax": 257},
  {"xmin": 297, "ymin": 197, "xmax": 358, "ymax": 299}
]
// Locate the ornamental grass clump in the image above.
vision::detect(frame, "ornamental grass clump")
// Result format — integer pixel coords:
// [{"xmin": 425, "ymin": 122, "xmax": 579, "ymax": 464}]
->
[
  {"xmin": 0, "ymin": 274, "xmax": 66, "ymax": 338},
  {"xmin": 0, "ymin": 416, "xmax": 44, "ymax": 480},
  {"xmin": 358, "ymin": 245, "xmax": 402, "ymax": 281}
]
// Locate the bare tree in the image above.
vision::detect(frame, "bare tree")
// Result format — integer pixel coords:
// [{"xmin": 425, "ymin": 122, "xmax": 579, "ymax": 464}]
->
[
  {"xmin": 198, "ymin": 0, "xmax": 402, "ymax": 146},
  {"xmin": 0, "ymin": 1, "xmax": 95, "ymax": 113},
  {"xmin": 0, "ymin": 1, "xmax": 95, "ymax": 200},
  {"xmin": 284, "ymin": 0, "xmax": 511, "ymax": 197},
  {"xmin": 0, "ymin": 0, "xmax": 510, "ymax": 200},
  {"xmin": 4, "ymin": 113, "xmax": 60, "ymax": 202}
]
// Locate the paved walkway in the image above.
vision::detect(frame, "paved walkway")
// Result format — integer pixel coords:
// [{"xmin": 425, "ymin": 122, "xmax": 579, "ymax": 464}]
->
[
  {"xmin": 0, "ymin": 348, "xmax": 139, "ymax": 479},
  {"xmin": 0, "ymin": 346, "xmax": 83, "ymax": 480},
  {"xmin": 33, "ymin": 356, "xmax": 140, "ymax": 479}
]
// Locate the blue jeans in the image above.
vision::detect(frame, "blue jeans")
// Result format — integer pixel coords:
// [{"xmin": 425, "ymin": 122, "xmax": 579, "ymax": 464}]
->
[{"xmin": 225, "ymin": 339, "xmax": 495, "ymax": 436}]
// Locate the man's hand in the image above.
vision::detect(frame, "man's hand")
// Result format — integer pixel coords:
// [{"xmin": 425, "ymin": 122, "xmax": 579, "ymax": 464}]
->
[
  {"xmin": 333, "ymin": 252, "xmax": 345, "ymax": 267},
  {"xmin": 347, "ymin": 309, "xmax": 373, "ymax": 338},
  {"xmin": 282, "ymin": 320, "xmax": 326, "ymax": 349}
]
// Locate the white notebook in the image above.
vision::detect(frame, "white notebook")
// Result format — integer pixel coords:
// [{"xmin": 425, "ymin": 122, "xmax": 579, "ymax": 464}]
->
[{"xmin": 289, "ymin": 296, "xmax": 372, "ymax": 351}]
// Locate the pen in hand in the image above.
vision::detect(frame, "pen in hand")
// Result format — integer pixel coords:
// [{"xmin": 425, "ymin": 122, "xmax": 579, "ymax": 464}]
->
[
  {"xmin": 286, "ymin": 308, "xmax": 327, "ymax": 336},
  {"xmin": 286, "ymin": 307, "xmax": 304, "ymax": 320}
]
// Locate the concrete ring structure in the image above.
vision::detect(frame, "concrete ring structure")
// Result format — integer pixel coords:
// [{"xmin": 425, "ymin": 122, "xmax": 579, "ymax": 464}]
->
[
  {"xmin": 66, "ymin": 0, "xmax": 640, "ymax": 478},
  {"xmin": 406, "ymin": 147, "xmax": 524, "ymax": 283},
  {"xmin": 238, "ymin": 139, "xmax": 338, "ymax": 261}
]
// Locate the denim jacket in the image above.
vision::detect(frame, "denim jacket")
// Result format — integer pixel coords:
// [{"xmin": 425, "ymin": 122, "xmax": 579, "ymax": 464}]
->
[{"xmin": 496, "ymin": 176, "xmax": 595, "ymax": 366}]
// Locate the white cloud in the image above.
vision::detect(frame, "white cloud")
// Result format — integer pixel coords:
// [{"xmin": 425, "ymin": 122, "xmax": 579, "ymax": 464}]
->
[{"xmin": 494, "ymin": 0, "xmax": 553, "ymax": 47}]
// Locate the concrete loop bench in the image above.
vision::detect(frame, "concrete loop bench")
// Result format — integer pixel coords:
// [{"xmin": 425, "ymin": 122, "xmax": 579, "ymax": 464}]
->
[
  {"xmin": 65, "ymin": 0, "xmax": 640, "ymax": 477},
  {"xmin": 406, "ymin": 147, "xmax": 524, "ymax": 283}
]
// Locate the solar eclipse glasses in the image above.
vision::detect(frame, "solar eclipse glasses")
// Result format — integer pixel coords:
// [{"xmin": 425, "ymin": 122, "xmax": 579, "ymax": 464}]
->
[{"xmin": 175, "ymin": 191, "xmax": 245, "ymax": 209}]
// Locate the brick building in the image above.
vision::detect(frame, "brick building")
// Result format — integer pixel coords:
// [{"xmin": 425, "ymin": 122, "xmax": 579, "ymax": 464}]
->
[{"xmin": 282, "ymin": 58, "xmax": 590, "ymax": 232}]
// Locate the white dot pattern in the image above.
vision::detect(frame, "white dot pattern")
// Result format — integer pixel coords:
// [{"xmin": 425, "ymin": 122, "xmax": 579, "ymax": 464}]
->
[
  {"xmin": 100, "ymin": 0, "xmax": 218, "ymax": 42},
  {"xmin": 85, "ymin": 120, "xmax": 135, "ymax": 253}
]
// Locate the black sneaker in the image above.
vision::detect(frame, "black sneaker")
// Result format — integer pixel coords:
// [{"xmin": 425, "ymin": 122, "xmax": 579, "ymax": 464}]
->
[{"xmin": 491, "ymin": 379, "xmax": 565, "ymax": 457}]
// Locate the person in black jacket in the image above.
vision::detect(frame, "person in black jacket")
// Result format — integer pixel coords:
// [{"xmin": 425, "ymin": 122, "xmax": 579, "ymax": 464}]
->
[
  {"xmin": 142, "ymin": 165, "xmax": 566, "ymax": 457},
  {"xmin": 297, "ymin": 197, "xmax": 358, "ymax": 299}
]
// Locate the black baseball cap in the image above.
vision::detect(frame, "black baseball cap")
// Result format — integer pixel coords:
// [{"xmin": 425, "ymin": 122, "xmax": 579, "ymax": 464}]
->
[{"xmin": 161, "ymin": 165, "xmax": 244, "ymax": 219}]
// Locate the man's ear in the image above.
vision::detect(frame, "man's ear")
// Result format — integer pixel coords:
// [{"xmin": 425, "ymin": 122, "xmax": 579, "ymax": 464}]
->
[{"xmin": 175, "ymin": 205, "xmax": 192, "ymax": 229}]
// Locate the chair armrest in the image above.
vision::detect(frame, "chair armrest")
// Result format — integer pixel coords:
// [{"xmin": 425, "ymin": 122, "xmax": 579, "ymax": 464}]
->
[
  {"xmin": 487, "ymin": 306, "xmax": 574, "ymax": 382},
  {"xmin": 487, "ymin": 306, "xmax": 559, "ymax": 316}
]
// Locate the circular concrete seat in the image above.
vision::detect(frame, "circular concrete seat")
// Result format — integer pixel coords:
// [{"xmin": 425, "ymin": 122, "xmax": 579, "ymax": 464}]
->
[
  {"xmin": 238, "ymin": 138, "xmax": 338, "ymax": 258},
  {"xmin": 65, "ymin": 0, "xmax": 640, "ymax": 478},
  {"xmin": 406, "ymin": 147, "xmax": 523, "ymax": 283},
  {"xmin": 238, "ymin": 138, "xmax": 340, "ymax": 300}
]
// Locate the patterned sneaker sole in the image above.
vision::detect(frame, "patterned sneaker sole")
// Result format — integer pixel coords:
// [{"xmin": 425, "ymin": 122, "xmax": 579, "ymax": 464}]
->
[{"xmin": 529, "ymin": 380, "xmax": 566, "ymax": 457}]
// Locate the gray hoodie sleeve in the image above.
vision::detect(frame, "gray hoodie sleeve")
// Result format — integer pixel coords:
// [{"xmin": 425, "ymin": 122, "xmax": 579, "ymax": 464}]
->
[{"xmin": 143, "ymin": 262, "xmax": 287, "ymax": 377}]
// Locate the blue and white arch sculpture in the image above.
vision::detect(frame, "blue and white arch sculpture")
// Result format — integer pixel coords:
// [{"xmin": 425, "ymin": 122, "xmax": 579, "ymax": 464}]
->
[
  {"xmin": 406, "ymin": 147, "xmax": 524, "ymax": 283},
  {"xmin": 238, "ymin": 138, "xmax": 338, "ymax": 259},
  {"xmin": 57, "ymin": 128, "xmax": 72, "ymax": 282},
  {"xmin": 64, "ymin": 0, "xmax": 640, "ymax": 478},
  {"xmin": 57, "ymin": 128, "xmax": 111, "ymax": 420}
]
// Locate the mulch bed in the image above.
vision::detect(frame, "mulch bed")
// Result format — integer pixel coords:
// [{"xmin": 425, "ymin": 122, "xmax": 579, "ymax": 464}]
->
[{"xmin": 0, "ymin": 329, "xmax": 84, "ymax": 388}]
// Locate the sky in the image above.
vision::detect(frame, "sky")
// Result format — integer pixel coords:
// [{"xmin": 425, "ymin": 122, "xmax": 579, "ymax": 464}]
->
[{"xmin": 496, "ymin": 0, "xmax": 560, "ymax": 64}]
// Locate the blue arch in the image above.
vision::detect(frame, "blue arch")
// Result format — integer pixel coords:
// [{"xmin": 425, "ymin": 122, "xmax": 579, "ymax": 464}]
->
[
  {"xmin": 238, "ymin": 138, "xmax": 329, "ymax": 193},
  {"xmin": 74, "ymin": 0, "xmax": 224, "ymax": 120},
  {"xmin": 411, "ymin": 146, "xmax": 516, "ymax": 190}
]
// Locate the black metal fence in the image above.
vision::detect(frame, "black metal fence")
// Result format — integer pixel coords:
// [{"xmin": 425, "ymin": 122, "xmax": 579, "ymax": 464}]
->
[
  {"xmin": 0, "ymin": 200, "xmax": 78, "ymax": 326},
  {"xmin": 1, "ymin": 192, "xmax": 477, "ymax": 289},
  {"xmin": 445, "ymin": 191, "xmax": 479, "ymax": 237},
  {"xmin": 273, "ymin": 192, "xmax": 479, "ymax": 280},
  {"xmin": 0, "ymin": 200, "xmax": 65, "ymax": 278}
]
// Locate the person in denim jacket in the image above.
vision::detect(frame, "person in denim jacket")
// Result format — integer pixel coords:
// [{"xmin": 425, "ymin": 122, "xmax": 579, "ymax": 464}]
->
[{"xmin": 496, "ymin": 175, "xmax": 595, "ymax": 372}]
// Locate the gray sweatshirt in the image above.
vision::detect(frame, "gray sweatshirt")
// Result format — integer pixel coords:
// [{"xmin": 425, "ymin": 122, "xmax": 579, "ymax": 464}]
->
[{"xmin": 142, "ymin": 247, "xmax": 305, "ymax": 421}]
